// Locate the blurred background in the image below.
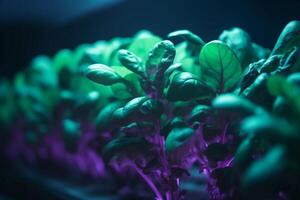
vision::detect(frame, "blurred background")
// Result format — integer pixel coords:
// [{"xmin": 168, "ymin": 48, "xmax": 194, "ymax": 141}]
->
[{"xmin": 0, "ymin": 0, "xmax": 299, "ymax": 78}]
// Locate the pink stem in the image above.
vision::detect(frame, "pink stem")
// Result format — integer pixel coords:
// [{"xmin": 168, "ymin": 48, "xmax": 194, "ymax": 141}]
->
[{"xmin": 132, "ymin": 164, "xmax": 164, "ymax": 200}]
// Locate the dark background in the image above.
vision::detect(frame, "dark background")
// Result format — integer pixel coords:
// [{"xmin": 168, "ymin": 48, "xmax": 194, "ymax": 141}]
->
[{"xmin": 0, "ymin": 0, "xmax": 300, "ymax": 78}]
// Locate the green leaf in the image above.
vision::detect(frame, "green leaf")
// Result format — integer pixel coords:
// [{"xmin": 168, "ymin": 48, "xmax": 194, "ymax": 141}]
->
[
  {"xmin": 173, "ymin": 42, "xmax": 202, "ymax": 77},
  {"xmin": 146, "ymin": 40, "xmax": 176, "ymax": 81},
  {"xmin": 212, "ymin": 94, "xmax": 265, "ymax": 117},
  {"xmin": 63, "ymin": 119, "xmax": 81, "ymax": 152},
  {"xmin": 267, "ymin": 75, "xmax": 300, "ymax": 100},
  {"xmin": 102, "ymin": 135, "xmax": 149, "ymax": 162},
  {"xmin": 267, "ymin": 74, "xmax": 300, "ymax": 121},
  {"xmin": 166, "ymin": 119, "xmax": 195, "ymax": 152},
  {"xmin": 164, "ymin": 63, "xmax": 183, "ymax": 79},
  {"xmin": 258, "ymin": 55, "xmax": 282, "ymax": 73},
  {"xmin": 234, "ymin": 138, "xmax": 253, "ymax": 172},
  {"xmin": 128, "ymin": 30, "xmax": 162, "ymax": 64},
  {"xmin": 72, "ymin": 43, "xmax": 92, "ymax": 67},
  {"xmin": 83, "ymin": 64, "xmax": 125, "ymax": 85},
  {"xmin": 28, "ymin": 55, "xmax": 57, "ymax": 88},
  {"xmin": 188, "ymin": 105, "xmax": 212, "ymax": 123},
  {"xmin": 199, "ymin": 40, "xmax": 242, "ymax": 93},
  {"xmin": 166, "ymin": 72, "xmax": 214, "ymax": 101},
  {"xmin": 266, "ymin": 75, "xmax": 287, "ymax": 96},
  {"xmin": 241, "ymin": 73, "xmax": 274, "ymax": 109},
  {"xmin": 53, "ymin": 49, "xmax": 74, "ymax": 73},
  {"xmin": 107, "ymin": 37, "xmax": 133, "ymax": 66},
  {"xmin": 168, "ymin": 30, "xmax": 205, "ymax": 47},
  {"xmin": 78, "ymin": 42, "xmax": 107, "ymax": 66},
  {"xmin": 240, "ymin": 115, "xmax": 296, "ymax": 144},
  {"xmin": 287, "ymin": 72, "xmax": 300, "ymax": 87},
  {"xmin": 118, "ymin": 49, "xmax": 145, "ymax": 77},
  {"xmin": 172, "ymin": 101, "xmax": 194, "ymax": 117},
  {"xmin": 242, "ymin": 145, "xmax": 288, "ymax": 193},
  {"xmin": 219, "ymin": 27, "xmax": 254, "ymax": 68},
  {"xmin": 74, "ymin": 91, "xmax": 101, "ymax": 118},
  {"xmin": 271, "ymin": 20, "xmax": 300, "ymax": 55},
  {"xmin": 111, "ymin": 97, "xmax": 163, "ymax": 126},
  {"xmin": 112, "ymin": 97, "xmax": 149, "ymax": 122},
  {"xmin": 139, "ymin": 99, "xmax": 164, "ymax": 116},
  {"xmin": 120, "ymin": 122, "xmax": 155, "ymax": 136},
  {"xmin": 110, "ymin": 66, "xmax": 143, "ymax": 98},
  {"xmin": 0, "ymin": 79, "xmax": 14, "ymax": 127},
  {"xmin": 96, "ymin": 101, "xmax": 124, "ymax": 131}
]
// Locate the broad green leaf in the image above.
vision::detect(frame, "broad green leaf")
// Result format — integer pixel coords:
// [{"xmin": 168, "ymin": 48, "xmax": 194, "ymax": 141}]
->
[
  {"xmin": 240, "ymin": 115, "xmax": 296, "ymax": 144},
  {"xmin": 258, "ymin": 55, "xmax": 282, "ymax": 73},
  {"xmin": 234, "ymin": 138, "xmax": 253, "ymax": 172},
  {"xmin": 266, "ymin": 75, "xmax": 287, "ymax": 96},
  {"xmin": 199, "ymin": 40, "xmax": 242, "ymax": 93},
  {"xmin": 164, "ymin": 63, "xmax": 183, "ymax": 79},
  {"xmin": 83, "ymin": 64, "xmax": 125, "ymax": 85},
  {"xmin": 110, "ymin": 66, "xmax": 144, "ymax": 98},
  {"xmin": 28, "ymin": 55, "xmax": 57, "ymax": 88},
  {"xmin": 174, "ymin": 42, "xmax": 188, "ymax": 63},
  {"xmin": 267, "ymin": 75, "xmax": 300, "ymax": 120},
  {"xmin": 219, "ymin": 27, "xmax": 254, "ymax": 68},
  {"xmin": 96, "ymin": 101, "xmax": 124, "ymax": 131},
  {"xmin": 242, "ymin": 145, "xmax": 288, "ymax": 193},
  {"xmin": 72, "ymin": 43, "xmax": 91, "ymax": 67},
  {"xmin": 188, "ymin": 105, "xmax": 212, "ymax": 123},
  {"xmin": 102, "ymin": 135, "xmax": 149, "ymax": 162},
  {"xmin": 128, "ymin": 30, "xmax": 162, "ymax": 65},
  {"xmin": 146, "ymin": 40, "xmax": 176, "ymax": 81},
  {"xmin": 139, "ymin": 99, "xmax": 164, "ymax": 116},
  {"xmin": 53, "ymin": 49, "xmax": 74, "ymax": 73},
  {"xmin": 111, "ymin": 97, "xmax": 162, "ymax": 124},
  {"xmin": 239, "ymin": 59, "xmax": 264, "ymax": 93},
  {"xmin": 271, "ymin": 20, "xmax": 300, "ymax": 55},
  {"xmin": 273, "ymin": 96, "xmax": 292, "ymax": 118},
  {"xmin": 182, "ymin": 58, "xmax": 201, "ymax": 77},
  {"xmin": 212, "ymin": 94, "xmax": 265, "ymax": 117},
  {"xmin": 241, "ymin": 73, "xmax": 274, "ymax": 109},
  {"xmin": 118, "ymin": 49, "xmax": 145, "ymax": 77},
  {"xmin": 108, "ymin": 37, "xmax": 132, "ymax": 66},
  {"xmin": 109, "ymin": 66, "xmax": 135, "ymax": 99},
  {"xmin": 166, "ymin": 118, "xmax": 195, "ymax": 152},
  {"xmin": 164, "ymin": 63, "xmax": 183, "ymax": 86},
  {"xmin": 173, "ymin": 42, "xmax": 202, "ymax": 77},
  {"xmin": 112, "ymin": 97, "xmax": 149, "ymax": 122},
  {"xmin": 78, "ymin": 42, "xmax": 108, "ymax": 66},
  {"xmin": 168, "ymin": 30, "xmax": 205, "ymax": 46},
  {"xmin": 110, "ymin": 83, "xmax": 132, "ymax": 99},
  {"xmin": 267, "ymin": 75, "xmax": 300, "ymax": 99},
  {"xmin": 166, "ymin": 72, "xmax": 214, "ymax": 101},
  {"xmin": 74, "ymin": 91, "xmax": 101, "ymax": 115},
  {"xmin": 120, "ymin": 122, "xmax": 155, "ymax": 136},
  {"xmin": 172, "ymin": 101, "xmax": 194, "ymax": 117},
  {"xmin": 287, "ymin": 72, "xmax": 300, "ymax": 86}
]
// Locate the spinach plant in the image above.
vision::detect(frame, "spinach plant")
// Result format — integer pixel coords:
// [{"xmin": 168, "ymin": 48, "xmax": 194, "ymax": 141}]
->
[{"xmin": 1, "ymin": 21, "xmax": 300, "ymax": 200}]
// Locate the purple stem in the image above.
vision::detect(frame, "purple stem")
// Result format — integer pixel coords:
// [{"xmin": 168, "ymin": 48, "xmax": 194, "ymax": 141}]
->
[{"xmin": 131, "ymin": 163, "xmax": 164, "ymax": 200}]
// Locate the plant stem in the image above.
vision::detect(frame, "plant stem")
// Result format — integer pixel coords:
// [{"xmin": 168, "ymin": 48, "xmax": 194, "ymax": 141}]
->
[
  {"xmin": 132, "ymin": 163, "xmax": 164, "ymax": 200},
  {"xmin": 166, "ymin": 191, "xmax": 172, "ymax": 200}
]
